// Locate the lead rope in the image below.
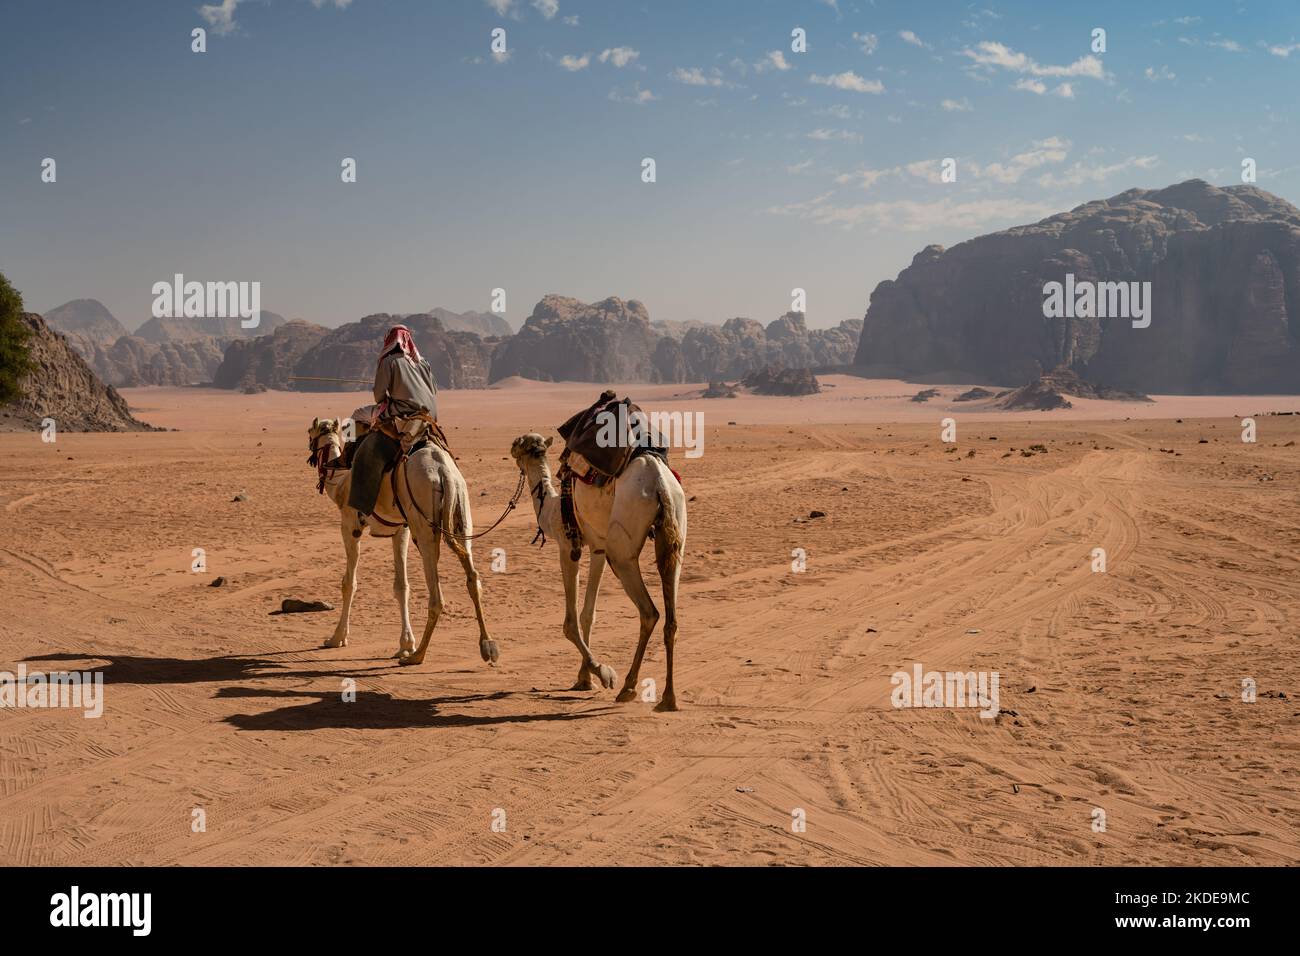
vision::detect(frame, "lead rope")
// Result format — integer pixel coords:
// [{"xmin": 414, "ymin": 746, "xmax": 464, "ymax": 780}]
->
[{"xmin": 399, "ymin": 462, "xmax": 527, "ymax": 541}]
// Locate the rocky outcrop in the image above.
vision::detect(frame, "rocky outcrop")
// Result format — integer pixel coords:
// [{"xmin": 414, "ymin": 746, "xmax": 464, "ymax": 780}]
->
[
  {"xmin": 855, "ymin": 180, "xmax": 1300, "ymax": 393},
  {"xmin": 490, "ymin": 296, "xmax": 659, "ymax": 383},
  {"xmin": 133, "ymin": 311, "xmax": 287, "ymax": 343},
  {"xmin": 423, "ymin": 307, "xmax": 513, "ymax": 338},
  {"xmin": 42, "ymin": 299, "xmax": 129, "ymax": 359},
  {"xmin": 214, "ymin": 320, "xmax": 330, "ymax": 390},
  {"xmin": 741, "ymin": 366, "xmax": 821, "ymax": 396},
  {"xmin": 292, "ymin": 313, "xmax": 499, "ymax": 391},
  {"xmin": 90, "ymin": 335, "xmax": 227, "ymax": 386},
  {"xmin": 677, "ymin": 314, "xmax": 861, "ymax": 381},
  {"xmin": 0, "ymin": 314, "xmax": 153, "ymax": 431}
]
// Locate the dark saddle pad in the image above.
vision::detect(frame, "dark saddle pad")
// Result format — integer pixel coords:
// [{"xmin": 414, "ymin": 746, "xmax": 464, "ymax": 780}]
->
[{"xmin": 557, "ymin": 390, "xmax": 668, "ymax": 482}]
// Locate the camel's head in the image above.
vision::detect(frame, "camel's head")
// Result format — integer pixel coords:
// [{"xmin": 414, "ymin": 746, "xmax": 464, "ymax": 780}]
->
[
  {"xmin": 510, "ymin": 432, "xmax": 553, "ymax": 472},
  {"xmin": 308, "ymin": 417, "xmax": 345, "ymax": 468}
]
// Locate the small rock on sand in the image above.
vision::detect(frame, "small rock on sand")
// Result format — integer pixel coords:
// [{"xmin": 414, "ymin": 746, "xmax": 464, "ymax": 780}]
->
[{"xmin": 272, "ymin": 599, "xmax": 335, "ymax": 615}]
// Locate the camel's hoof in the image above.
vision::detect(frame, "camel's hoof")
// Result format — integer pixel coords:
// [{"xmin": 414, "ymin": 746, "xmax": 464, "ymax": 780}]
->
[
  {"xmin": 322, "ymin": 637, "xmax": 347, "ymax": 649},
  {"xmin": 398, "ymin": 654, "xmax": 425, "ymax": 667},
  {"xmin": 570, "ymin": 675, "xmax": 595, "ymax": 691},
  {"xmin": 654, "ymin": 696, "xmax": 680, "ymax": 713},
  {"xmin": 480, "ymin": 639, "xmax": 499, "ymax": 663},
  {"xmin": 614, "ymin": 688, "xmax": 638, "ymax": 703},
  {"xmin": 595, "ymin": 664, "xmax": 617, "ymax": 690}
]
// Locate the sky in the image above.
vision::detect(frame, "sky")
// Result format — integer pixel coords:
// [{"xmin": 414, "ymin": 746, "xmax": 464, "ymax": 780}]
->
[{"xmin": 2, "ymin": 0, "xmax": 1299, "ymax": 332}]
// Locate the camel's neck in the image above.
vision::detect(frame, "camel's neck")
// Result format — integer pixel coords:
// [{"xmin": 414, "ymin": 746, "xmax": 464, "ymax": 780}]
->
[{"xmin": 524, "ymin": 459, "xmax": 560, "ymax": 532}]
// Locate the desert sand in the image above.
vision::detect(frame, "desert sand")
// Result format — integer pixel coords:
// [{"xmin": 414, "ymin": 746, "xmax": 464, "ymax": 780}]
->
[{"xmin": 0, "ymin": 375, "xmax": 1297, "ymax": 865}]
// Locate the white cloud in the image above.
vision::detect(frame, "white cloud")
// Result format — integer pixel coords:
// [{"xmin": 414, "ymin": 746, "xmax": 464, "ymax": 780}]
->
[
  {"xmin": 199, "ymin": 0, "xmax": 242, "ymax": 36},
  {"xmin": 598, "ymin": 47, "xmax": 639, "ymax": 67},
  {"xmin": 787, "ymin": 159, "xmax": 815, "ymax": 175},
  {"xmin": 484, "ymin": 0, "xmax": 518, "ymax": 17},
  {"xmin": 768, "ymin": 195, "xmax": 1057, "ymax": 232},
  {"xmin": 562, "ymin": 15, "xmax": 579, "ymax": 26},
  {"xmin": 941, "ymin": 97, "xmax": 973, "ymax": 111},
  {"xmin": 531, "ymin": 0, "xmax": 559, "ymax": 19},
  {"xmin": 671, "ymin": 67, "xmax": 732, "ymax": 87},
  {"xmin": 1267, "ymin": 41, "xmax": 1300, "ymax": 57},
  {"xmin": 1144, "ymin": 65, "xmax": 1176, "ymax": 81},
  {"xmin": 755, "ymin": 50, "xmax": 792, "ymax": 73},
  {"xmin": 807, "ymin": 128, "xmax": 863, "ymax": 143},
  {"xmin": 1013, "ymin": 77, "xmax": 1074, "ymax": 97},
  {"xmin": 809, "ymin": 71, "xmax": 884, "ymax": 93},
  {"xmin": 492, "ymin": 48, "xmax": 513, "ymax": 64},
  {"xmin": 899, "ymin": 30, "xmax": 928, "ymax": 48},
  {"xmin": 962, "ymin": 41, "xmax": 1106, "ymax": 79},
  {"xmin": 310, "ymin": 0, "xmax": 352, "ymax": 7},
  {"xmin": 558, "ymin": 53, "xmax": 590, "ymax": 71},
  {"xmin": 1207, "ymin": 38, "xmax": 1245, "ymax": 52},
  {"xmin": 853, "ymin": 32, "xmax": 879, "ymax": 55},
  {"xmin": 973, "ymin": 137, "xmax": 1070, "ymax": 183},
  {"xmin": 609, "ymin": 84, "xmax": 657, "ymax": 104},
  {"xmin": 1037, "ymin": 154, "xmax": 1159, "ymax": 188}
]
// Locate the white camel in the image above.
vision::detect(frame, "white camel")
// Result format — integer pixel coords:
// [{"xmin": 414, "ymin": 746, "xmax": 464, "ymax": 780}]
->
[
  {"xmin": 510, "ymin": 433, "xmax": 687, "ymax": 711},
  {"xmin": 307, "ymin": 418, "xmax": 498, "ymax": 667}
]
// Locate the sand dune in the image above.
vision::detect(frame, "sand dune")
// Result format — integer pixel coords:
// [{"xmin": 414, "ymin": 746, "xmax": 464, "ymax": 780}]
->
[{"xmin": 0, "ymin": 378, "xmax": 1296, "ymax": 865}]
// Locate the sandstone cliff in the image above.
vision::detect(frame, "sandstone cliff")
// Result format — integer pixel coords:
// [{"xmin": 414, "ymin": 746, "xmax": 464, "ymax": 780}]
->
[
  {"xmin": 42, "ymin": 299, "xmax": 129, "ymax": 359},
  {"xmin": 0, "ymin": 314, "xmax": 153, "ymax": 431},
  {"xmin": 854, "ymin": 180, "xmax": 1300, "ymax": 393},
  {"xmin": 490, "ymin": 296, "xmax": 659, "ymax": 383},
  {"xmin": 214, "ymin": 320, "xmax": 330, "ymax": 390}
]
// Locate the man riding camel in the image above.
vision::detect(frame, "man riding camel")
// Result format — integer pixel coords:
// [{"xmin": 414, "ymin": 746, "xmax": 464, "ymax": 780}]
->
[{"xmin": 347, "ymin": 325, "xmax": 439, "ymax": 521}]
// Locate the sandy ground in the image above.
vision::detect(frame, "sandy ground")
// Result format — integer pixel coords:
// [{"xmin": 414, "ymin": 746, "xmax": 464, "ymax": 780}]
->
[{"xmin": 0, "ymin": 375, "xmax": 1297, "ymax": 866}]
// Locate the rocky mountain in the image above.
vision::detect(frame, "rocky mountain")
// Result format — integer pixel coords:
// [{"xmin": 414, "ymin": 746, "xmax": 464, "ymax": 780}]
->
[
  {"xmin": 490, "ymin": 295, "xmax": 861, "ymax": 385},
  {"xmin": 214, "ymin": 320, "xmax": 330, "ymax": 391},
  {"xmin": 0, "ymin": 313, "xmax": 153, "ymax": 431},
  {"xmin": 490, "ymin": 296, "xmax": 659, "ymax": 383},
  {"xmin": 664, "ymin": 313, "xmax": 862, "ymax": 382},
  {"xmin": 42, "ymin": 299, "xmax": 129, "ymax": 357},
  {"xmin": 854, "ymin": 179, "xmax": 1300, "ymax": 393},
  {"xmin": 133, "ymin": 311, "xmax": 288, "ymax": 343},
  {"xmin": 292, "ymin": 313, "xmax": 500, "ymax": 391},
  {"xmin": 89, "ymin": 336, "xmax": 226, "ymax": 387},
  {"xmin": 422, "ymin": 307, "xmax": 513, "ymax": 338}
]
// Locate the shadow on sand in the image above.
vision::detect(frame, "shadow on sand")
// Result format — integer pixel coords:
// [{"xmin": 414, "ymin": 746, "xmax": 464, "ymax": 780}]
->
[
  {"xmin": 217, "ymin": 686, "xmax": 613, "ymax": 731},
  {"xmin": 20, "ymin": 650, "xmax": 400, "ymax": 686}
]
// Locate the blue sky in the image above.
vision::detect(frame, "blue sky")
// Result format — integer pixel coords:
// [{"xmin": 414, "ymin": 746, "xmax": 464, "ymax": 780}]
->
[{"xmin": 2, "ymin": 0, "xmax": 1298, "ymax": 331}]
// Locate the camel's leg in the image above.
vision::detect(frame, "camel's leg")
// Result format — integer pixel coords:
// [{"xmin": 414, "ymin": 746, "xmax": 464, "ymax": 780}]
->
[
  {"xmin": 392, "ymin": 527, "xmax": 416, "ymax": 659},
  {"xmin": 653, "ymin": 533, "xmax": 682, "ymax": 712},
  {"xmin": 325, "ymin": 513, "xmax": 361, "ymax": 648},
  {"xmin": 608, "ymin": 547, "xmax": 660, "ymax": 704},
  {"xmin": 452, "ymin": 540, "xmax": 499, "ymax": 664},
  {"xmin": 559, "ymin": 549, "xmax": 615, "ymax": 690},
  {"xmin": 572, "ymin": 548, "xmax": 605, "ymax": 691},
  {"xmin": 399, "ymin": 526, "xmax": 442, "ymax": 666}
]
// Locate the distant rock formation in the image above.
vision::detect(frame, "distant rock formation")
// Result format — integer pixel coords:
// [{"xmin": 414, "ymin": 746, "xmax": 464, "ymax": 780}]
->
[
  {"xmin": 675, "ymin": 313, "xmax": 861, "ymax": 382},
  {"xmin": 43, "ymin": 299, "xmax": 291, "ymax": 387},
  {"xmin": 490, "ymin": 296, "xmax": 660, "ymax": 383},
  {"xmin": 132, "ymin": 311, "xmax": 287, "ymax": 343},
  {"xmin": 741, "ymin": 366, "xmax": 821, "ymax": 396},
  {"xmin": 997, "ymin": 367, "xmax": 1150, "ymax": 411},
  {"xmin": 292, "ymin": 313, "xmax": 499, "ymax": 391},
  {"xmin": 855, "ymin": 180, "xmax": 1300, "ymax": 394},
  {"xmin": 90, "ymin": 335, "xmax": 227, "ymax": 387},
  {"xmin": 422, "ymin": 307, "xmax": 513, "ymax": 338},
  {"xmin": 214, "ymin": 320, "xmax": 330, "ymax": 390},
  {"xmin": 43, "ymin": 299, "xmax": 129, "ymax": 358},
  {"xmin": 0, "ymin": 313, "xmax": 153, "ymax": 431}
]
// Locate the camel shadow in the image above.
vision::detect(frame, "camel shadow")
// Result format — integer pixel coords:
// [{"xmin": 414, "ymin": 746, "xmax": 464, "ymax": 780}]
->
[
  {"xmin": 19, "ymin": 650, "xmax": 393, "ymax": 686},
  {"xmin": 217, "ymin": 686, "xmax": 613, "ymax": 731}
]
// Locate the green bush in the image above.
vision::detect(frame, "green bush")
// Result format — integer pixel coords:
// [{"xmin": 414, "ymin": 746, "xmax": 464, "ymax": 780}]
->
[{"xmin": 0, "ymin": 272, "xmax": 33, "ymax": 404}]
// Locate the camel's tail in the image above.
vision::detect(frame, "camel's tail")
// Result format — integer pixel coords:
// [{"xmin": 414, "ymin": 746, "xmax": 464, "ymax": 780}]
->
[
  {"xmin": 655, "ymin": 474, "xmax": 686, "ymax": 559},
  {"xmin": 438, "ymin": 465, "xmax": 471, "ymax": 559}
]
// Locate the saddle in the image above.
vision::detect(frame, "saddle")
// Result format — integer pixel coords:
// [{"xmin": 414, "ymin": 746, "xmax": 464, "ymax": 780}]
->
[{"xmin": 553, "ymin": 391, "xmax": 671, "ymax": 560}]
